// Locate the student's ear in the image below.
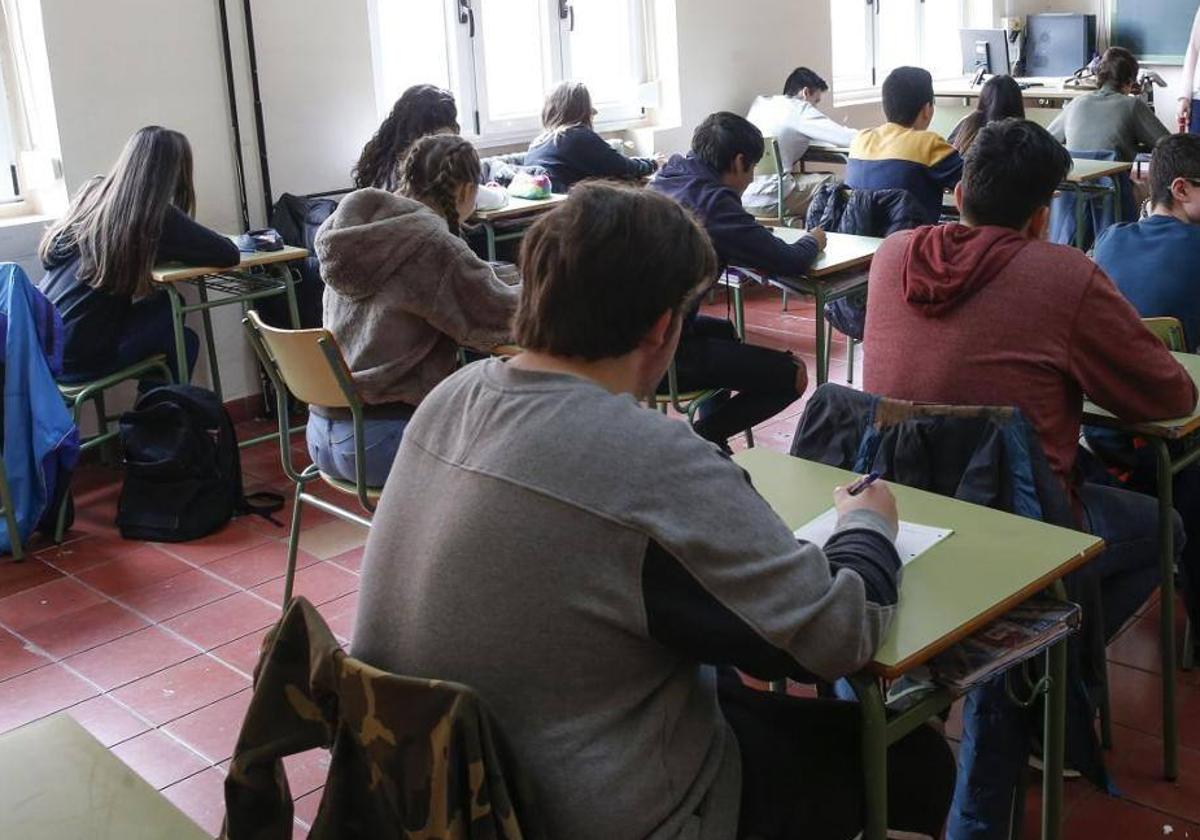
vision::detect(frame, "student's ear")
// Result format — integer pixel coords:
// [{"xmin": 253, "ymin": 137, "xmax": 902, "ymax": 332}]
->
[
  {"xmin": 1027, "ymin": 205, "xmax": 1052, "ymax": 241},
  {"xmin": 919, "ymin": 102, "xmax": 935, "ymax": 129},
  {"xmin": 643, "ymin": 309, "xmax": 676, "ymax": 351},
  {"xmin": 953, "ymin": 182, "xmax": 965, "ymax": 214}
]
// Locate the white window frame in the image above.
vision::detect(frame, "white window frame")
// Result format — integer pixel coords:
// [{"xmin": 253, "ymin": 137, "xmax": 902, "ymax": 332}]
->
[
  {"xmin": 832, "ymin": 0, "xmax": 972, "ymax": 103},
  {"xmin": 419, "ymin": 0, "xmax": 651, "ymax": 147}
]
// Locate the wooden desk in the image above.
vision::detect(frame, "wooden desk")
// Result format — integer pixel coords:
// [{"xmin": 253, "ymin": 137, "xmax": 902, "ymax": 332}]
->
[
  {"xmin": 736, "ymin": 448, "xmax": 1102, "ymax": 840},
  {"xmin": 152, "ymin": 243, "xmax": 308, "ymax": 401},
  {"xmin": 1060, "ymin": 159, "xmax": 1134, "ymax": 250},
  {"xmin": 800, "ymin": 145, "xmax": 851, "ymax": 171},
  {"xmin": 0, "ymin": 714, "xmax": 209, "ymax": 839},
  {"xmin": 1083, "ymin": 350, "xmax": 1200, "ymax": 781},
  {"xmin": 935, "ymin": 76, "xmax": 1089, "ymax": 105},
  {"xmin": 470, "ymin": 193, "xmax": 567, "ymax": 261},
  {"xmin": 767, "ymin": 230, "xmax": 884, "ymax": 385}
]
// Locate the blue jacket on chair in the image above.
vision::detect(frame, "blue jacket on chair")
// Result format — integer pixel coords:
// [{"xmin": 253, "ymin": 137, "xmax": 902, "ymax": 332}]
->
[{"xmin": 0, "ymin": 264, "xmax": 79, "ymax": 554}]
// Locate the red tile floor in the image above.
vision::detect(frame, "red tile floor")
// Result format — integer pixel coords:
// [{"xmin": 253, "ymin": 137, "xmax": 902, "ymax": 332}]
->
[{"xmin": 0, "ymin": 284, "xmax": 1198, "ymax": 838}]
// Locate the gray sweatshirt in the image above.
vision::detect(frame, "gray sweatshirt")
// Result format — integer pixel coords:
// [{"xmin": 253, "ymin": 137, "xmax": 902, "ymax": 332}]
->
[
  {"xmin": 1047, "ymin": 84, "xmax": 1168, "ymax": 162},
  {"xmin": 351, "ymin": 360, "xmax": 901, "ymax": 840},
  {"xmin": 314, "ymin": 188, "xmax": 518, "ymax": 409}
]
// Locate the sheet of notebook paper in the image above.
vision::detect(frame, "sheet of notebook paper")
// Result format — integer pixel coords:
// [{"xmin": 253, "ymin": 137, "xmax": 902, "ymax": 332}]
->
[{"xmin": 793, "ymin": 508, "xmax": 953, "ymax": 566}]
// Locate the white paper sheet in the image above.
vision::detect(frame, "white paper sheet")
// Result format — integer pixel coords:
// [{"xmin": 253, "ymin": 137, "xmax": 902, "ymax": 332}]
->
[{"xmin": 793, "ymin": 508, "xmax": 953, "ymax": 566}]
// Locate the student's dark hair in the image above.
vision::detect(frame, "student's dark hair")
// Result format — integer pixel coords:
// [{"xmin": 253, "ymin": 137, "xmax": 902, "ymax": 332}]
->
[
  {"xmin": 1096, "ymin": 46, "xmax": 1139, "ymax": 90},
  {"xmin": 39, "ymin": 125, "xmax": 196, "ymax": 298},
  {"xmin": 952, "ymin": 75, "xmax": 1026, "ymax": 154},
  {"xmin": 783, "ymin": 67, "xmax": 829, "ymax": 97},
  {"xmin": 353, "ymin": 85, "xmax": 459, "ymax": 190},
  {"xmin": 1149, "ymin": 133, "xmax": 1200, "ymax": 208},
  {"xmin": 960, "ymin": 118, "xmax": 1072, "ymax": 229},
  {"xmin": 514, "ymin": 182, "xmax": 717, "ymax": 360},
  {"xmin": 881, "ymin": 66, "xmax": 935, "ymax": 126},
  {"xmin": 541, "ymin": 81, "xmax": 594, "ymax": 133},
  {"xmin": 691, "ymin": 112, "xmax": 765, "ymax": 173},
  {"xmin": 399, "ymin": 134, "xmax": 482, "ymax": 237}
]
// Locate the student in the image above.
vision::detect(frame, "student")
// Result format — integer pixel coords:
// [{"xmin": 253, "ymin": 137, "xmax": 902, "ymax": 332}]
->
[
  {"xmin": 846, "ymin": 66, "xmax": 963, "ymax": 224},
  {"xmin": 1179, "ymin": 6, "xmax": 1200, "ymax": 133},
  {"xmin": 39, "ymin": 126, "xmax": 239, "ymax": 386},
  {"xmin": 523, "ymin": 81, "xmax": 661, "ymax": 193},
  {"xmin": 650, "ymin": 112, "xmax": 822, "ymax": 446},
  {"xmin": 1092, "ymin": 132, "xmax": 1200, "ymax": 633},
  {"xmin": 863, "ymin": 118, "xmax": 1193, "ymax": 838},
  {"xmin": 1048, "ymin": 47, "xmax": 1167, "ymax": 162},
  {"xmin": 351, "ymin": 181, "xmax": 956, "ymax": 840},
  {"xmin": 353, "ymin": 83, "xmax": 506, "ymax": 210},
  {"xmin": 744, "ymin": 66, "xmax": 857, "ymax": 219},
  {"xmin": 948, "ymin": 74, "xmax": 1025, "ymax": 156},
  {"xmin": 311, "ymin": 134, "xmax": 518, "ymax": 486}
]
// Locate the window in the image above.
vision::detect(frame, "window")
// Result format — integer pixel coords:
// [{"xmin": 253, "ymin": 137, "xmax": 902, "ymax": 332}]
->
[
  {"xmin": 831, "ymin": 0, "xmax": 971, "ymax": 98},
  {"xmin": 371, "ymin": 0, "xmax": 649, "ymax": 143},
  {"xmin": 0, "ymin": 0, "xmax": 64, "ymax": 215}
]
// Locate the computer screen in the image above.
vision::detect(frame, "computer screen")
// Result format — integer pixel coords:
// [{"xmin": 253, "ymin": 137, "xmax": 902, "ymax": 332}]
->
[{"xmin": 959, "ymin": 29, "xmax": 1012, "ymax": 76}]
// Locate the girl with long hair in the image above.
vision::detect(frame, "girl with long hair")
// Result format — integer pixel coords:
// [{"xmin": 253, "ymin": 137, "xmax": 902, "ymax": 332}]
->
[
  {"xmin": 948, "ymin": 75, "xmax": 1025, "ymax": 155},
  {"xmin": 352, "ymin": 84, "xmax": 458, "ymax": 191},
  {"xmin": 39, "ymin": 126, "xmax": 239, "ymax": 384},
  {"xmin": 524, "ymin": 81, "xmax": 662, "ymax": 193},
  {"xmin": 312, "ymin": 134, "xmax": 518, "ymax": 485}
]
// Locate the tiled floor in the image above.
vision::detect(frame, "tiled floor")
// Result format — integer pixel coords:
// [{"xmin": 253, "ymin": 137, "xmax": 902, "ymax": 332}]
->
[{"xmin": 1, "ymin": 284, "xmax": 1198, "ymax": 838}]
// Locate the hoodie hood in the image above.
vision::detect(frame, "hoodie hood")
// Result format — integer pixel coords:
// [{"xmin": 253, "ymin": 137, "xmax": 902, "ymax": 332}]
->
[
  {"xmin": 901, "ymin": 224, "xmax": 1030, "ymax": 317},
  {"xmin": 315, "ymin": 188, "xmax": 451, "ymax": 301}
]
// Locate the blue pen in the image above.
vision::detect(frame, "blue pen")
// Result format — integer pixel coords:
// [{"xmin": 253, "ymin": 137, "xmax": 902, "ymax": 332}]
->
[{"xmin": 846, "ymin": 471, "xmax": 881, "ymax": 496}]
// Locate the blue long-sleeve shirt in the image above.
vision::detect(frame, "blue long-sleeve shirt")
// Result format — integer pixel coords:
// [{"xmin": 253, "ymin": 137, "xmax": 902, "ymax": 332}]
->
[
  {"xmin": 524, "ymin": 125, "xmax": 658, "ymax": 193},
  {"xmin": 846, "ymin": 123, "xmax": 963, "ymax": 225},
  {"xmin": 650, "ymin": 153, "xmax": 820, "ymax": 278}
]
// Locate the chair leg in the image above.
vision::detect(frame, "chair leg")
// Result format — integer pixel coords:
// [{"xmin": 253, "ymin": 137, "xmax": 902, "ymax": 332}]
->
[
  {"xmin": 744, "ymin": 427, "xmax": 755, "ymax": 449},
  {"xmin": 1184, "ymin": 617, "xmax": 1195, "ymax": 671},
  {"xmin": 847, "ymin": 339, "xmax": 857, "ymax": 386},
  {"xmin": 781, "ymin": 289, "xmax": 789, "ymax": 312},
  {"xmin": 94, "ymin": 392, "xmax": 116, "ymax": 466},
  {"xmin": 282, "ymin": 482, "xmax": 306, "ymax": 606},
  {"xmin": 0, "ymin": 464, "xmax": 22, "ymax": 562}
]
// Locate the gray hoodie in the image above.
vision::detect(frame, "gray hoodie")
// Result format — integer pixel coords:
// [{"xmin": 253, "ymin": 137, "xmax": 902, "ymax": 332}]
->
[{"xmin": 315, "ymin": 188, "xmax": 519, "ymax": 408}]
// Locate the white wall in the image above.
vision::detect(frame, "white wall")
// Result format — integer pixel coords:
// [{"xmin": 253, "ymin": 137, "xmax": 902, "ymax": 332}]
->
[{"xmin": 3, "ymin": 0, "xmax": 880, "ymax": 407}]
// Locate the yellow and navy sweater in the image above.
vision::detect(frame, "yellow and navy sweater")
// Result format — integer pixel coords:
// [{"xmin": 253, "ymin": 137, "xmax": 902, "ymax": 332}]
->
[{"xmin": 845, "ymin": 123, "xmax": 963, "ymax": 224}]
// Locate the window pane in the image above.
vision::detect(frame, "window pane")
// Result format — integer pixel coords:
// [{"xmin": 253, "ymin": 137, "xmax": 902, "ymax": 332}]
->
[
  {"xmin": 922, "ymin": 0, "xmax": 965, "ymax": 79},
  {"xmin": 478, "ymin": 0, "xmax": 552, "ymax": 121},
  {"xmin": 877, "ymin": 0, "xmax": 920, "ymax": 79},
  {"xmin": 831, "ymin": 0, "xmax": 872, "ymax": 91},
  {"xmin": 373, "ymin": 0, "xmax": 451, "ymax": 105},
  {"xmin": 568, "ymin": 0, "xmax": 638, "ymax": 107}
]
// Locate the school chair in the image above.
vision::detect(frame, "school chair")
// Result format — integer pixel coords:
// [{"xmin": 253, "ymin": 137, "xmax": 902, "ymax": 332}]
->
[
  {"xmin": 223, "ymin": 597, "xmax": 542, "ymax": 838},
  {"xmin": 0, "ymin": 452, "xmax": 21, "ymax": 561},
  {"xmin": 242, "ymin": 311, "xmax": 378, "ymax": 607},
  {"xmin": 646, "ymin": 361, "xmax": 755, "ymax": 449},
  {"xmin": 753, "ymin": 136, "xmax": 793, "ymax": 228},
  {"xmin": 53, "ymin": 355, "xmax": 175, "ymax": 542}
]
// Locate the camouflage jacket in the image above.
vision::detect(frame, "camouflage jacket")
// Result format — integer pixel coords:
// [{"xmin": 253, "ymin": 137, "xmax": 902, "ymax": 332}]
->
[{"xmin": 222, "ymin": 597, "xmax": 541, "ymax": 840}]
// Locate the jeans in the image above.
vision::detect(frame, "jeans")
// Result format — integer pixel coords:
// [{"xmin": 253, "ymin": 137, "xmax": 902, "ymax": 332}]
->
[
  {"xmin": 1190, "ymin": 99, "xmax": 1200, "ymax": 135},
  {"xmin": 59, "ymin": 292, "xmax": 199, "ymax": 387},
  {"xmin": 947, "ymin": 481, "xmax": 1176, "ymax": 839},
  {"xmin": 306, "ymin": 414, "xmax": 409, "ymax": 488},
  {"xmin": 671, "ymin": 316, "xmax": 801, "ymax": 446},
  {"xmin": 719, "ymin": 669, "xmax": 955, "ymax": 839}
]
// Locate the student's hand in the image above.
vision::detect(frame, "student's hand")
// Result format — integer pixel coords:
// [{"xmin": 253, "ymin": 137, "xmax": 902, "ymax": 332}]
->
[
  {"xmin": 653, "ymin": 152, "xmax": 669, "ymax": 166},
  {"xmin": 808, "ymin": 227, "xmax": 827, "ymax": 252},
  {"xmin": 834, "ymin": 480, "xmax": 899, "ymax": 538}
]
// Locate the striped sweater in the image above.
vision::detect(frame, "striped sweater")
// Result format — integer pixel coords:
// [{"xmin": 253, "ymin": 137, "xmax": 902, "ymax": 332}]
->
[{"xmin": 846, "ymin": 122, "xmax": 963, "ymax": 224}]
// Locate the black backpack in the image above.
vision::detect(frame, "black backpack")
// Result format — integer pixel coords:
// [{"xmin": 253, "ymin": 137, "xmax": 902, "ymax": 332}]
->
[
  {"xmin": 117, "ymin": 385, "xmax": 281, "ymax": 542},
  {"xmin": 262, "ymin": 192, "xmax": 340, "ymax": 330}
]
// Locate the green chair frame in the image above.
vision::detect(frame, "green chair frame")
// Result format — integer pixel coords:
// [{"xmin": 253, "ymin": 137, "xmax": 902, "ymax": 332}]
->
[
  {"xmin": 242, "ymin": 312, "xmax": 378, "ymax": 606},
  {"xmin": 53, "ymin": 355, "xmax": 174, "ymax": 542},
  {"xmin": 753, "ymin": 136, "xmax": 794, "ymax": 228},
  {"xmin": 646, "ymin": 362, "xmax": 755, "ymax": 449},
  {"xmin": 0, "ymin": 452, "xmax": 22, "ymax": 561}
]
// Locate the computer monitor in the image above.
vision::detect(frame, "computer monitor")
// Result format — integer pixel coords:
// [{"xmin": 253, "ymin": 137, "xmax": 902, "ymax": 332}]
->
[{"xmin": 959, "ymin": 29, "xmax": 1011, "ymax": 76}]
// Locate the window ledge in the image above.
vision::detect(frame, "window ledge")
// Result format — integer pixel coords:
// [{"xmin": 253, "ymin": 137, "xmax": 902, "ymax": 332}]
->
[
  {"xmin": 471, "ymin": 115, "xmax": 655, "ymax": 155},
  {"xmin": 833, "ymin": 89, "xmax": 883, "ymax": 108},
  {"xmin": 0, "ymin": 208, "xmax": 51, "ymax": 228}
]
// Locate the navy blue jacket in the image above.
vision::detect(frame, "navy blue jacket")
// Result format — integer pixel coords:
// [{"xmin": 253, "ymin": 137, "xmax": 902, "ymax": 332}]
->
[
  {"xmin": 524, "ymin": 126, "xmax": 657, "ymax": 193},
  {"xmin": 650, "ymin": 153, "xmax": 819, "ymax": 278}
]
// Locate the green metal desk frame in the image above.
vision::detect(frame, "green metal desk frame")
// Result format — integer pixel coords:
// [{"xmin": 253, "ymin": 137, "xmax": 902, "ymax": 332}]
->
[
  {"xmin": 1083, "ymin": 350, "xmax": 1200, "ymax": 781},
  {"xmin": 0, "ymin": 453, "xmax": 21, "ymax": 561},
  {"xmin": 780, "ymin": 270, "xmax": 868, "ymax": 386},
  {"xmin": 160, "ymin": 262, "xmax": 303, "ymax": 449}
]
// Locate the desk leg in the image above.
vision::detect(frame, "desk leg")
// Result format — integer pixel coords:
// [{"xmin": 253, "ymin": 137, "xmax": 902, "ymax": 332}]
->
[
  {"xmin": 165, "ymin": 285, "xmax": 191, "ymax": 386},
  {"xmin": 814, "ymin": 287, "xmax": 829, "ymax": 385},
  {"xmin": 849, "ymin": 673, "xmax": 888, "ymax": 840},
  {"xmin": 1041, "ymin": 637, "xmax": 1067, "ymax": 840},
  {"xmin": 485, "ymin": 222, "xmax": 497, "ymax": 262},
  {"xmin": 1112, "ymin": 178, "xmax": 1123, "ymax": 224},
  {"xmin": 1153, "ymin": 438, "xmax": 1179, "ymax": 781},
  {"xmin": 1073, "ymin": 187, "xmax": 1086, "ymax": 250},
  {"xmin": 280, "ymin": 265, "xmax": 302, "ymax": 329},
  {"xmin": 194, "ymin": 279, "xmax": 223, "ymax": 401}
]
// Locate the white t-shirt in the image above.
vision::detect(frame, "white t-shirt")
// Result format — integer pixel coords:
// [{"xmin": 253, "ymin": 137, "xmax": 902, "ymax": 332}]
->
[
  {"xmin": 1181, "ymin": 6, "xmax": 1200, "ymax": 101},
  {"xmin": 743, "ymin": 95, "xmax": 857, "ymax": 207}
]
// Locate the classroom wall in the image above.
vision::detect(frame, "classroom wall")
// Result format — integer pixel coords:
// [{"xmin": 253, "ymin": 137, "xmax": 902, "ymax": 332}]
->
[{"xmin": 0, "ymin": 0, "xmax": 877, "ymax": 407}]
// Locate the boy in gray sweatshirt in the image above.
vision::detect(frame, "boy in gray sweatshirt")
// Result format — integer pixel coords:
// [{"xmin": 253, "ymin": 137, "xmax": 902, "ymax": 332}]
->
[{"xmin": 351, "ymin": 182, "xmax": 954, "ymax": 840}]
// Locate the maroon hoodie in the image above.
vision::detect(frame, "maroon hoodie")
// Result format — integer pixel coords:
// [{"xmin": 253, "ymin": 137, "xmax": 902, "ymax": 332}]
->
[{"xmin": 864, "ymin": 224, "xmax": 1197, "ymax": 489}]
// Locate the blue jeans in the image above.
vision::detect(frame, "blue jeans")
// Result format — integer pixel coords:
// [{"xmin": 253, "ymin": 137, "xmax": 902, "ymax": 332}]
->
[
  {"xmin": 306, "ymin": 415, "xmax": 408, "ymax": 488},
  {"xmin": 59, "ymin": 291, "xmax": 199, "ymax": 386},
  {"xmin": 1190, "ymin": 99, "xmax": 1200, "ymax": 135},
  {"xmin": 947, "ymin": 482, "xmax": 1177, "ymax": 840}
]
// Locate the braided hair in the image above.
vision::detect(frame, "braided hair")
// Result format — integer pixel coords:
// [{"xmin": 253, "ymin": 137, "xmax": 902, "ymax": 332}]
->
[
  {"xmin": 353, "ymin": 85, "xmax": 458, "ymax": 190},
  {"xmin": 399, "ymin": 134, "xmax": 482, "ymax": 236}
]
